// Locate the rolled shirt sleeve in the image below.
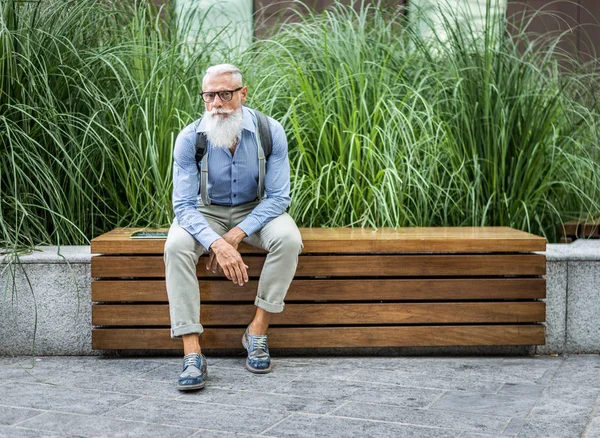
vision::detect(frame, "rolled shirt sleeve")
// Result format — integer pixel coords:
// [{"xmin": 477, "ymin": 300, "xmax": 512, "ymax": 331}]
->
[
  {"xmin": 236, "ymin": 118, "xmax": 291, "ymax": 237},
  {"xmin": 172, "ymin": 125, "xmax": 221, "ymax": 251}
]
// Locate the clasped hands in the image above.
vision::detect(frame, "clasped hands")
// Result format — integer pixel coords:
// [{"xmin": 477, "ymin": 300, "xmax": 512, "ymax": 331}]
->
[{"xmin": 207, "ymin": 227, "xmax": 249, "ymax": 286}]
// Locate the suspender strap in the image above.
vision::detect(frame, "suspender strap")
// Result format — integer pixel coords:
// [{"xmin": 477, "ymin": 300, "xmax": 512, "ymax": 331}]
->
[
  {"xmin": 256, "ymin": 129, "xmax": 266, "ymax": 201},
  {"xmin": 200, "ymin": 147, "xmax": 211, "ymax": 205},
  {"xmin": 254, "ymin": 110, "xmax": 271, "ymax": 201},
  {"xmin": 195, "ymin": 131, "xmax": 211, "ymax": 205}
]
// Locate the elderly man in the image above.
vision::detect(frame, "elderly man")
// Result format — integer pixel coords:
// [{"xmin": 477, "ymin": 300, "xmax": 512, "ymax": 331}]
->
[{"xmin": 164, "ymin": 64, "xmax": 303, "ymax": 391}]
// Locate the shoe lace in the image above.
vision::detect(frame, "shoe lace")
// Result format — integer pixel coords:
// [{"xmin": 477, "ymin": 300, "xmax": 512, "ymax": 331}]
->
[
  {"xmin": 183, "ymin": 354, "xmax": 200, "ymax": 369},
  {"xmin": 252, "ymin": 336, "xmax": 268, "ymax": 352}
]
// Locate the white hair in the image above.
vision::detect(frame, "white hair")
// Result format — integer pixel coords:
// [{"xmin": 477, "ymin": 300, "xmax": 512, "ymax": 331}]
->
[
  {"xmin": 203, "ymin": 64, "xmax": 243, "ymax": 86},
  {"xmin": 204, "ymin": 107, "xmax": 243, "ymax": 149}
]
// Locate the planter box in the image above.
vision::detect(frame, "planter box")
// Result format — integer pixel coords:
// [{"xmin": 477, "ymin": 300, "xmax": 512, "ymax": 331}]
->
[{"xmin": 1, "ymin": 239, "xmax": 599, "ymax": 355}]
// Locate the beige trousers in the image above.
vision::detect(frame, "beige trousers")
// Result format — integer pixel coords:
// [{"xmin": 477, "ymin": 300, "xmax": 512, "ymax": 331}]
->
[{"xmin": 164, "ymin": 200, "xmax": 303, "ymax": 338}]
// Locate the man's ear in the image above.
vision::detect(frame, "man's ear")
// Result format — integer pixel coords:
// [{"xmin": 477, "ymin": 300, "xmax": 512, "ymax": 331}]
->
[{"xmin": 240, "ymin": 86, "xmax": 248, "ymax": 103}]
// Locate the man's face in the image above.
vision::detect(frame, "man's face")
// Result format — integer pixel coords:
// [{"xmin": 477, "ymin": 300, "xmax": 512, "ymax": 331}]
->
[{"xmin": 202, "ymin": 73, "xmax": 248, "ymax": 117}]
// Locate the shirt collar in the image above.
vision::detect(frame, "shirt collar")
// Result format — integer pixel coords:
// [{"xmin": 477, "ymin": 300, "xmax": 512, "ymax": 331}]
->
[{"xmin": 196, "ymin": 106, "xmax": 255, "ymax": 134}]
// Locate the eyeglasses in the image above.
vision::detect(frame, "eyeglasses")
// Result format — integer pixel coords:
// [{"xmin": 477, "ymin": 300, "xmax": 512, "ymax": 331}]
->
[{"xmin": 200, "ymin": 87, "xmax": 243, "ymax": 103}]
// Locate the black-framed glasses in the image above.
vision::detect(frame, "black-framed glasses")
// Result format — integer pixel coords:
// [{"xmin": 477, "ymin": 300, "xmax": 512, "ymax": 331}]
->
[{"xmin": 200, "ymin": 87, "xmax": 243, "ymax": 103}]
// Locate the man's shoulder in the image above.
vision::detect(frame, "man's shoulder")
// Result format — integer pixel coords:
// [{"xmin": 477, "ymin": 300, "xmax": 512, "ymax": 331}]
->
[
  {"xmin": 246, "ymin": 107, "xmax": 284, "ymax": 137},
  {"xmin": 175, "ymin": 118, "xmax": 202, "ymax": 144}
]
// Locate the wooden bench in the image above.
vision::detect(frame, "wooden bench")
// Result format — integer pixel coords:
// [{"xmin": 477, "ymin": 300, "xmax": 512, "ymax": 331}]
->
[{"xmin": 90, "ymin": 227, "xmax": 547, "ymax": 350}]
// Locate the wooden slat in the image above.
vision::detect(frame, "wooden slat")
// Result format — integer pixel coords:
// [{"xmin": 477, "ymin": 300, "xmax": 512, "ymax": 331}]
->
[
  {"xmin": 90, "ymin": 226, "xmax": 547, "ymax": 254},
  {"xmin": 91, "ymin": 254, "xmax": 546, "ymax": 278},
  {"xmin": 92, "ymin": 302, "xmax": 546, "ymax": 326},
  {"xmin": 92, "ymin": 326, "xmax": 546, "ymax": 349},
  {"xmin": 92, "ymin": 278, "xmax": 547, "ymax": 302}
]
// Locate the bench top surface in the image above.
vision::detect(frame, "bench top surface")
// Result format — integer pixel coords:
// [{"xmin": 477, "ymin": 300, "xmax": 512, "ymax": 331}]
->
[{"xmin": 91, "ymin": 227, "xmax": 546, "ymax": 254}]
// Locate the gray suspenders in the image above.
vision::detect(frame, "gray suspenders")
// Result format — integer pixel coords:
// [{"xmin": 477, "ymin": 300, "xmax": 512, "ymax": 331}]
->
[
  {"xmin": 195, "ymin": 108, "xmax": 272, "ymax": 206},
  {"xmin": 256, "ymin": 127, "xmax": 266, "ymax": 202},
  {"xmin": 200, "ymin": 149, "xmax": 211, "ymax": 205}
]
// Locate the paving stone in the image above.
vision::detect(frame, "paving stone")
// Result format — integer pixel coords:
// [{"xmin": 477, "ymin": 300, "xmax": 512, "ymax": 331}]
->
[
  {"xmin": 0, "ymin": 356, "xmax": 33, "ymax": 366},
  {"xmin": 274, "ymin": 378, "xmax": 442, "ymax": 408},
  {"xmin": 349, "ymin": 368, "xmax": 504, "ymax": 393},
  {"xmin": 500, "ymin": 418, "xmax": 525, "ymax": 435},
  {"xmin": 376, "ymin": 361, "xmax": 553, "ymax": 386},
  {"xmin": 393, "ymin": 357, "xmax": 559, "ymax": 381},
  {"xmin": 56, "ymin": 374, "xmax": 182, "ymax": 399},
  {"xmin": 0, "ymin": 361, "xmax": 62, "ymax": 385},
  {"xmin": 585, "ymin": 416, "xmax": 600, "ymax": 438},
  {"xmin": 529, "ymin": 398, "xmax": 594, "ymax": 422},
  {"xmin": 215, "ymin": 358, "xmax": 360, "ymax": 380},
  {"xmin": 429, "ymin": 391, "xmax": 537, "ymax": 417},
  {"xmin": 273, "ymin": 357, "xmax": 414, "ymax": 371},
  {"xmin": 177, "ymin": 387, "xmax": 341, "ymax": 414},
  {"xmin": 265, "ymin": 413, "xmax": 460, "ymax": 437},
  {"xmin": 0, "ymin": 425, "xmax": 68, "ymax": 437},
  {"xmin": 0, "ymin": 357, "xmax": 169, "ymax": 385},
  {"xmin": 499, "ymin": 357, "xmax": 564, "ymax": 367},
  {"xmin": 0, "ymin": 406, "xmax": 43, "ymax": 426},
  {"xmin": 196, "ymin": 365, "xmax": 296, "ymax": 393},
  {"xmin": 273, "ymin": 377, "xmax": 378, "ymax": 401},
  {"xmin": 142, "ymin": 361, "xmax": 295, "ymax": 393},
  {"xmin": 189, "ymin": 431, "xmax": 273, "ymax": 438},
  {"xmin": 496, "ymin": 383, "xmax": 546, "ymax": 398},
  {"xmin": 552, "ymin": 356, "xmax": 600, "ymax": 389},
  {"xmin": 458, "ymin": 433, "xmax": 507, "ymax": 438},
  {"xmin": 529, "ymin": 379, "xmax": 599, "ymax": 421},
  {"xmin": 1, "ymin": 381, "xmax": 139, "ymax": 415},
  {"xmin": 517, "ymin": 417, "xmax": 588, "ymax": 438},
  {"xmin": 18, "ymin": 412, "xmax": 197, "ymax": 438},
  {"xmin": 0, "ymin": 355, "xmax": 597, "ymax": 438},
  {"xmin": 102, "ymin": 397, "xmax": 288, "ymax": 434},
  {"xmin": 333, "ymin": 401, "xmax": 510, "ymax": 434},
  {"xmin": 349, "ymin": 384, "xmax": 443, "ymax": 408}
]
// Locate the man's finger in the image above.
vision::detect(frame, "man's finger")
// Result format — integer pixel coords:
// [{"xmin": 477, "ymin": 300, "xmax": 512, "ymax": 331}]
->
[
  {"xmin": 210, "ymin": 254, "xmax": 219, "ymax": 273},
  {"xmin": 232, "ymin": 264, "xmax": 245, "ymax": 286},
  {"xmin": 228, "ymin": 264, "xmax": 240, "ymax": 285},
  {"xmin": 222, "ymin": 265, "xmax": 232, "ymax": 281}
]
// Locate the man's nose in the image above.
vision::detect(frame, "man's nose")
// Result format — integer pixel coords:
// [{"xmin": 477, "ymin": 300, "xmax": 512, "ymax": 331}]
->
[{"xmin": 212, "ymin": 94, "xmax": 224, "ymax": 107}]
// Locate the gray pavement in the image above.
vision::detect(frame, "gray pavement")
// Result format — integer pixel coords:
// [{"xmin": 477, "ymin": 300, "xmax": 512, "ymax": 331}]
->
[{"xmin": 0, "ymin": 354, "xmax": 599, "ymax": 437}]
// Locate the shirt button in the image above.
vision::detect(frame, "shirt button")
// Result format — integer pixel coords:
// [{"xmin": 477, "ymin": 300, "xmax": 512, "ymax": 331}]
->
[
  {"xmin": 234, "ymin": 194, "xmax": 237, "ymax": 197},
  {"xmin": 232, "ymin": 161, "xmax": 235, "ymax": 165},
  {"xmin": 234, "ymin": 179, "xmax": 237, "ymax": 182}
]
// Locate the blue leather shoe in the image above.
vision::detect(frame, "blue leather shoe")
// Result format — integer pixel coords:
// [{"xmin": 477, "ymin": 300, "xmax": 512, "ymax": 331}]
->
[
  {"xmin": 242, "ymin": 326, "xmax": 272, "ymax": 374},
  {"xmin": 177, "ymin": 353, "xmax": 207, "ymax": 391}
]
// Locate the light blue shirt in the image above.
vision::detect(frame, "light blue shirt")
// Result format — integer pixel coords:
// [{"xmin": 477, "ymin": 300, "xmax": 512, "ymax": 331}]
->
[{"xmin": 172, "ymin": 106, "xmax": 291, "ymax": 250}]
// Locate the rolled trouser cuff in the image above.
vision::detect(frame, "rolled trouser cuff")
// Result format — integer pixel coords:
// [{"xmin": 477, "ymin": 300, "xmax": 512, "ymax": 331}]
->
[
  {"xmin": 171, "ymin": 323, "xmax": 204, "ymax": 339},
  {"xmin": 254, "ymin": 296, "xmax": 284, "ymax": 313}
]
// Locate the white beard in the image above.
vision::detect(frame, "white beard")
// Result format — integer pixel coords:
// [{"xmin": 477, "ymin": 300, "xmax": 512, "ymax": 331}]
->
[{"xmin": 204, "ymin": 107, "xmax": 243, "ymax": 149}]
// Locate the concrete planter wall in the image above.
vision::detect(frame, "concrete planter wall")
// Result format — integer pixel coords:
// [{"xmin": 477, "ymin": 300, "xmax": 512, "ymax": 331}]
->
[
  {"xmin": 1, "ymin": 241, "xmax": 599, "ymax": 356},
  {"xmin": 0, "ymin": 247, "xmax": 92, "ymax": 356}
]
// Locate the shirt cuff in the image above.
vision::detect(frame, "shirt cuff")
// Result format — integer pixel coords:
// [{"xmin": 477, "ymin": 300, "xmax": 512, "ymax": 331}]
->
[
  {"xmin": 237, "ymin": 216, "xmax": 262, "ymax": 238},
  {"xmin": 196, "ymin": 229, "xmax": 222, "ymax": 252}
]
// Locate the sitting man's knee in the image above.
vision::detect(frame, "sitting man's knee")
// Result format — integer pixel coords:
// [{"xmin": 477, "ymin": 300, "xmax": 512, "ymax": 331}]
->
[
  {"xmin": 164, "ymin": 232, "xmax": 196, "ymax": 259},
  {"xmin": 274, "ymin": 230, "xmax": 303, "ymax": 254}
]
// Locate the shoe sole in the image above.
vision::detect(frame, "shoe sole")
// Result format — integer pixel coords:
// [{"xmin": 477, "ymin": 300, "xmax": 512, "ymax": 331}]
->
[
  {"xmin": 176, "ymin": 380, "xmax": 206, "ymax": 391},
  {"xmin": 246, "ymin": 359, "xmax": 272, "ymax": 374}
]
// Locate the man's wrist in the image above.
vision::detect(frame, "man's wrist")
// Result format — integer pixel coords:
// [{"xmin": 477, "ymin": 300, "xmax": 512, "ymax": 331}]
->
[
  {"xmin": 231, "ymin": 226, "xmax": 247, "ymax": 242},
  {"xmin": 210, "ymin": 237, "xmax": 226, "ymax": 253}
]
